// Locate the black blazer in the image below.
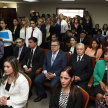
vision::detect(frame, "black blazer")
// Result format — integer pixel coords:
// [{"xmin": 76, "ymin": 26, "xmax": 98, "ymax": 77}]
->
[
  {"xmin": 23, "ymin": 46, "xmax": 45, "ymax": 72},
  {"xmin": 39, "ymin": 26, "xmax": 46, "ymax": 48},
  {"xmin": 77, "ymin": 37, "xmax": 90, "ymax": 45},
  {"xmin": 11, "ymin": 25, "xmax": 20, "ymax": 41},
  {"xmin": 69, "ymin": 53, "xmax": 92, "ymax": 90},
  {"xmin": 49, "ymin": 87, "xmax": 83, "ymax": 108},
  {"xmin": 47, "ymin": 41, "xmax": 63, "ymax": 51},
  {"xmin": 64, "ymin": 45, "xmax": 76, "ymax": 54},
  {"xmin": 13, "ymin": 46, "xmax": 28, "ymax": 64},
  {"xmin": 46, "ymin": 26, "xmax": 55, "ymax": 41}
]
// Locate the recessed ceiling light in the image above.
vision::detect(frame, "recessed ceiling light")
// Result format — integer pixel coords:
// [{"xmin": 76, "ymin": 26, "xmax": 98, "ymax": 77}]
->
[
  {"xmin": 23, "ymin": 0, "xmax": 38, "ymax": 2},
  {"xmin": 61, "ymin": 0, "xmax": 75, "ymax": 1}
]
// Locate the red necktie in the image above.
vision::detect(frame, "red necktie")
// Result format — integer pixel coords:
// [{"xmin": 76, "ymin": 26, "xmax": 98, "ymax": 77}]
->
[{"xmin": 31, "ymin": 28, "xmax": 34, "ymax": 37}]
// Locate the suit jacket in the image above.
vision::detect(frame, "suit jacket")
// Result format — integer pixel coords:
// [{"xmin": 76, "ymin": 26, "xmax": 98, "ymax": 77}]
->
[
  {"xmin": 69, "ymin": 53, "xmax": 92, "ymax": 88},
  {"xmin": 49, "ymin": 87, "xmax": 83, "ymax": 108},
  {"xmin": 13, "ymin": 46, "xmax": 28, "ymax": 64},
  {"xmin": 43, "ymin": 49, "xmax": 67, "ymax": 77},
  {"xmin": 11, "ymin": 25, "xmax": 20, "ymax": 41},
  {"xmin": 93, "ymin": 60, "xmax": 107, "ymax": 87},
  {"xmin": 0, "ymin": 73, "xmax": 29, "ymax": 108},
  {"xmin": 64, "ymin": 45, "xmax": 76, "ymax": 54},
  {"xmin": 23, "ymin": 46, "xmax": 45, "ymax": 71},
  {"xmin": 85, "ymin": 47, "xmax": 103, "ymax": 61},
  {"xmin": 39, "ymin": 26, "xmax": 46, "ymax": 48},
  {"xmin": 47, "ymin": 41, "xmax": 63, "ymax": 51},
  {"xmin": 77, "ymin": 37, "xmax": 90, "ymax": 45},
  {"xmin": 55, "ymin": 23, "xmax": 61, "ymax": 41}
]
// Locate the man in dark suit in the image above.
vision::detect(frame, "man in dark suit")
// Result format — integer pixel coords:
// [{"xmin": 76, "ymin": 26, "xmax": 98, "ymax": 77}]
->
[
  {"xmin": 47, "ymin": 34, "xmax": 63, "ymax": 50},
  {"xmin": 69, "ymin": 43, "xmax": 92, "ymax": 90},
  {"xmin": 13, "ymin": 38, "xmax": 28, "ymax": 64},
  {"xmin": 34, "ymin": 40, "xmax": 67, "ymax": 102},
  {"xmin": 52, "ymin": 17, "xmax": 61, "ymax": 41},
  {"xmin": 77, "ymin": 30, "xmax": 90, "ymax": 45},
  {"xmin": 37, "ymin": 18, "xmax": 46, "ymax": 48},
  {"xmin": 23, "ymin": 37, "xmax": 45, "ymax": 81}
]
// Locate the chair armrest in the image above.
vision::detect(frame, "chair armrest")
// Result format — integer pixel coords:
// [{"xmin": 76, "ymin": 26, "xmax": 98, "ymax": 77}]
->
[
  {"xmin": 87, "ymin": 75, "xmax": 94, "ymax": 94},
  {"xmin": 35, "ymin": 67, "xmax": 42, "ymax": 77}
]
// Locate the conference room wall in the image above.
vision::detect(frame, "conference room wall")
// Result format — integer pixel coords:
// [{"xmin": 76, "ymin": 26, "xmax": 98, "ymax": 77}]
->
[{"xmin": 17, "ymin": 3, "xmax": 108, "ymax": 28}]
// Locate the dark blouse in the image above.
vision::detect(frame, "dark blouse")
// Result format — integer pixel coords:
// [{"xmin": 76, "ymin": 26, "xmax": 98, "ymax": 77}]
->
[
  {"xmin": 5, "ymin": 82, "xmax": 11, "ymax": 91},
  {"xmin": 102, "ymin": 70, "xmax": 107, "ymax": 84}
]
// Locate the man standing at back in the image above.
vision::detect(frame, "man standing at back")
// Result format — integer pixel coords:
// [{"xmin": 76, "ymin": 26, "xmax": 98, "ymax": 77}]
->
[
  {"xmin": 26, "ymin": 18, "xmax": 42, "ymax": 47},
  {"xmin": 37, "ymin": 18, "xmax": 46, "ymax": 48}
]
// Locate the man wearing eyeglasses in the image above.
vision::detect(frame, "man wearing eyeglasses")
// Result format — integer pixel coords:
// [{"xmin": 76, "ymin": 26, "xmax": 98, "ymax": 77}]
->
[
  {"xmin": 34, "ymin": 40, "xmax": 67, "ymax": 102},
  {"xmin": 13, "ymin": 38, "xmax": 28, "ymax": 64}
]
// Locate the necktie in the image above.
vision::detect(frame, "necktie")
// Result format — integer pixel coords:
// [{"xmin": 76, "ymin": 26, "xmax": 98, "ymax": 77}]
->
[
  {"xmin": 77, "ymin": 56, "xmax": 80, "ymax": 66},
  {"xmin": 28, "ymin": 50, "xmax": 33, "ymax": 68},
  {"xmin": 51, "ymin": 53, "xmax": 56, "ymax": 66},
  {"xmin": 17, "ymin": 48, "xmax": 22, "ymax": 61},
  {"xmin": 31, "ymin": 28, "xmax": 34, "ymax": 37},
  {"xmin": 81, "ymin": 38, "xmax": 83, "ymax": 43}
]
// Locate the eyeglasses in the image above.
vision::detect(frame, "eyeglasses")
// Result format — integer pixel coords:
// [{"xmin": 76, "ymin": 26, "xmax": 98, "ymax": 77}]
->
[
  {"xmin": 16, "ymin": 42, "xmax": 22, "ymax": 44},
  {"xmin": 51, "ymin": 45, "xmax": 58, "ymax": 47}
]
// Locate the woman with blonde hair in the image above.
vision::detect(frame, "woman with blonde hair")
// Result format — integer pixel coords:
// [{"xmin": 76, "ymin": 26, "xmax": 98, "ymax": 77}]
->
[
  {"xmin": 45, "ymin": 17, "xmax": 55, "ymax": 41},
  {"xmin": 20, "ymin": 16, "xmax": 29, "ymax": 40},
  {"xmin": 0, "ymin": 56, "xmax": 29, "ymax": 108}
]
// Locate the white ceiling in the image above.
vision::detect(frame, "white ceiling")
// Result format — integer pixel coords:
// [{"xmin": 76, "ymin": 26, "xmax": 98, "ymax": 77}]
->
[{"xmin": 0, "ymin": 0, "xmax": 107, "ymax": 3}]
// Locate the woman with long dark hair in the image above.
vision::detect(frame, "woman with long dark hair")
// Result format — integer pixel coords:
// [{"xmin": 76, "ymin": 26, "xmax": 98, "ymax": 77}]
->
[
  {"xmin": 49, "ymin": 66, "xmax": 83, "ymax": 108},
  {"xmin": 85, "ymin": 40, "xmax": 103, "ymax": 61},
  {"xmin": 0, "ymin": 56, "xmax": 29, "ymax": 108},
  {"xmin": 65, "ymin": 37, "xmax": 77, "ymax": 54},
  {"xmin": 0, "ymin": 19, "xmax": 13, "ymax": 58}
]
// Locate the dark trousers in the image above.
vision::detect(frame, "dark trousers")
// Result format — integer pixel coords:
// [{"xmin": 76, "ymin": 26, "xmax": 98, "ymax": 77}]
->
[
  {"xmin": 4, "ymin": 45, "xmax": 13, "ymax": 59},
  {"xmin": 34, "ymin": 73, "xmax": 59, "ymax": 96},
  {"xmin": 25, "ymin": 71, "xmax": 35, "ymax": 81},
  {"xmin": 76, "ymin": 81, "xmax": 88, "ymax": 91}
]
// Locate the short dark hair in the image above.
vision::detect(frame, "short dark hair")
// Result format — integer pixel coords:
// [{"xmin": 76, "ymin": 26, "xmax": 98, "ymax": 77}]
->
[
  {"xmin": 95, "ymin": 24, "xmax": 99, "ymax": 27},
  {"xmin": 30, "ymin": 18, "xmax": 37, "ymax": 23},
  {"xmin": 28, "ymin": 37, "xmax": 37, "ymax": 43},
  {"xmin": 97, "ymin": 29, "xmax": 102, "ymax": 34},
  {"xmin": 51, "ymin": 40, "xmax": 60, "ymax": 45},
  {"xmin": 16, "ymin": 38, "xmax": 25, "ymax": 42},
  {"xmin": 51, "ymin": 34, "xmax": 58, "ymax": 38}
]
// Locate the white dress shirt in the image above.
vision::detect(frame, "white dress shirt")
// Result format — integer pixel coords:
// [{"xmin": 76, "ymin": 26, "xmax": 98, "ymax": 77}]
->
[
  {"xmin": 61, "ymin": 20, "xmax": 68, "ymax": 33},
  {"xmin": 77, "ymin": 54, "xmax": 84, "ymax": 61},
  {"xmin": 25, "ymin": 27, "xmax": 42, "ymax": 47},
  {"xmin": 0, "ymin": 30, "xmax": 13, "ymax": 47},
  {"xmin": 42, "ymin": 50, "xmax": 59, "ymax": 76},
  {"xmin": 0, "ymin": 73, "xmax": 29, "ymax": 108},
  {"xmin": 102, "ymin": 30, "xmax": 108, "ymax": 37},
  {"xmin": 23, "ymin": 46, "xmax": 37, "ymax": 68},
  {"xmin": 80, "ymin": 38, "xmax": 84, "ymax": 43},
  {"xmin": 69, "ymin": 47, "xmax": 74, "ymax": 54}
]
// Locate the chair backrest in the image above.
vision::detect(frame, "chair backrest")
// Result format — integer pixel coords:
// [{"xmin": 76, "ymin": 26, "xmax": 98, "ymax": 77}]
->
[
  {"xmin": 77, "ymin": 86, "xmax": 89, "ymax": 108},
  {"xmin": 85, "ymin": 45, "xmax": 90, "ymax": 50},
  {"xmin": 25, "ymin": 74, "xmax": 32, "ymax": 108},
  {"xmin": 65, "ymin": 52, "xmax": 70, "ymax": 65},
  {"xmin": 91, "ymin": 57, "xmax": 96, "ymax": 73},
  {"xmin": 61, "ymin": 42, "xmax": 64, "ymax": 51},
  {"xmin": 43, "ymin": 49, "xmax": 49, "ymax": 55}
]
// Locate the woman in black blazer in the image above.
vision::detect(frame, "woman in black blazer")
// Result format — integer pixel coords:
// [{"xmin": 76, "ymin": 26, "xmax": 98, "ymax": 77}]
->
[
  {"xmin": 11, "ymin": 18, "xmax": 20, "ymax": 43},
  {"xmin": 49, "ymin": 66, "xmax": 83, "ymax": 108},
  {"xmin": 65, "ymin": 37, "xmax": 77, "ymax": 54}
]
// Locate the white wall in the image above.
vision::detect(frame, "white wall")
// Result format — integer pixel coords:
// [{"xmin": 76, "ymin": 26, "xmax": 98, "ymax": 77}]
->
[{"xmin": 17, "ymin": 3, "xmax": 108, "ymax": 27}]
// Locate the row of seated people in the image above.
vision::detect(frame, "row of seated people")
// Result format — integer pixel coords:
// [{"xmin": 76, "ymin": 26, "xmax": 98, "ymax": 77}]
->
[{"xmin": 0, "ymin": 34, "xmax": 108, "ymax": 107}]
